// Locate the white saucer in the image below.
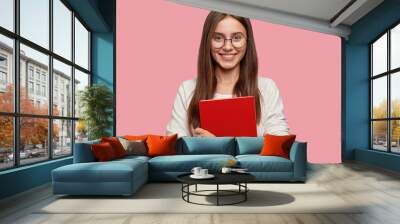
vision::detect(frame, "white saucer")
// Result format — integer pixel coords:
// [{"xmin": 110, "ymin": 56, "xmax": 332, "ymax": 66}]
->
[{"xmin": 190, "ymin": 174, "xmax": 215, "ymax": 179}]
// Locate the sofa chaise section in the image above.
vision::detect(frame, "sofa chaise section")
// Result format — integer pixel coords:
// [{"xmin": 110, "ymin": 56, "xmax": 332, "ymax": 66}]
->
[{"xmin": 52, "ymin": 141, "xmax": 149, "ymax": 196}]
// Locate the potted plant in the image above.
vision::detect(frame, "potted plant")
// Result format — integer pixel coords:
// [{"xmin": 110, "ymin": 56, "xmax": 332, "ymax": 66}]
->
[{"xmin": 79, "ymin": 84, "xmax": 113, "ymax": 140}]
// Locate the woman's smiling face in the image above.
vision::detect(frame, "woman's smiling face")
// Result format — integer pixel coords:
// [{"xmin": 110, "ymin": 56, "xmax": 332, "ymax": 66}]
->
[{"xmin": 211, "ymin": 16, "xmax": 247, "ymax": 70}]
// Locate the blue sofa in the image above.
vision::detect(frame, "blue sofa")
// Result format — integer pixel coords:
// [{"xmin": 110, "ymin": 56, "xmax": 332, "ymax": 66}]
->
[{"xmin": 52, "ymin": 137, "xmax": 307, "ymax": 196}]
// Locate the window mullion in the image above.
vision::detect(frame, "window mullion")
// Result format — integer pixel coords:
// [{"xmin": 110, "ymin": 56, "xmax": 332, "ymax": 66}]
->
[
  {"xmin": 71, "ymin": 10, "xmax": 76, "ymax": 155},
  {"xmin": 388, "ymin": 30, "xmax": 391, "ymax": 153},
  {"xmin": 13, "ymin": 0, "xmax": 20, "ymax": 167},
  {"xmin": 48, "ymin": 0, "xmax": 54, "ymax": 160}
]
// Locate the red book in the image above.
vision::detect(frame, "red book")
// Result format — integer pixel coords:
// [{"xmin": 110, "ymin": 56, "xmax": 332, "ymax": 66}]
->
[{"xmin": 199, "ymin": 96, "xmax": 257, "ymax": 137}]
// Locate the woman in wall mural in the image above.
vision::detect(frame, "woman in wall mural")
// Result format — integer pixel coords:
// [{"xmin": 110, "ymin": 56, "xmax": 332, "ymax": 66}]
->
[{"xmin": 166, "ymin": 11, "xmax": 289, "ymax": 137}]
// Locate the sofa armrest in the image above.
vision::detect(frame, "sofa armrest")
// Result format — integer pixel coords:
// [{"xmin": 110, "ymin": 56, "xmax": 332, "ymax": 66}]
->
[
  {"xmin": 73, "ymin": 140, "xmax": 100, "ymax": 163},
  {"xmin": 289, "ymin": 141, "xmax": 307, "ymax": 181}
]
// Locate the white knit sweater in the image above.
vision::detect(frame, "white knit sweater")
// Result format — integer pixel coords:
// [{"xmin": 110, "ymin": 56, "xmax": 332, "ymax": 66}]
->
[{"xmin": 165, "ymin": 76, "xmax": 290, "ymax": 137}]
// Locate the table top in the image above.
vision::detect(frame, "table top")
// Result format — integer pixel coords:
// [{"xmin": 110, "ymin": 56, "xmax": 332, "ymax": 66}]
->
[{"xmin": 177, "ymin": 172, "xmax": 255, "ymax": 185}]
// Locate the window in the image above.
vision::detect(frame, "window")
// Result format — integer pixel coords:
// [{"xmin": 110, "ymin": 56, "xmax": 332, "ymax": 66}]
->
[
  {"xmin": 370, "ymin": 23, "xmax": 400, "ymax": 154},
  {"xmin": 20, "ymin": 0, "xmax": 49, "ymax": 49},
  {"xmin": 0, "ymin": 0, "xmax": 14, "ymax": 32},
  {"xmin": 53, "ymin": 0, "xmax": 72, "ymax": 60},
  {"xmin": 41, "ymin": 73, "xmax": 46, "ymax": 83},
  {"xmin": 0, "ymin": 71, "xmax": 6, "ymax": 85},
  {"xmin": 0, "ymin": 55, "xmax": 7, "ymax": 67},
  {"xmin": 42, "ymin": 85, "xmax": 46, "ymax": 97},
  {"xmin": 75, "ymin": 18, "xmax": 89, "ymax": 70},
  {"xmin": 0, "ymin": 35, "xmax": 13, "ymax": 112},
  {"xmin": 35, "ymin": 70, "xmax": 40, "ymax": 81},
  {"xmin": 28, "ymin": 67, "xmax": 34, "ymax": 80},
  {"xmin": 35, "ymin": 83, "xmax": 40, "ymax": 95},
  {"xmin": 0, "ymin": 0, "xmax": 91, "ymax": 170},
  {"xmin": 28, "ymin": 81, "xmax": 34, "ymax": 94}
]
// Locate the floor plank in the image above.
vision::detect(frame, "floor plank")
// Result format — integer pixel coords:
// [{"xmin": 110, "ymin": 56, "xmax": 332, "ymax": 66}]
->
[{"xmin": 1, "ymin": 162, "xmax": 400, "ymax": 224}]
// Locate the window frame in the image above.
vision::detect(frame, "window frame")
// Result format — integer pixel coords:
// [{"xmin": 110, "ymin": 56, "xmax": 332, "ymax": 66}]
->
[
  {"xmin": 369, "ymin": 20, "xmax": 400, "ymax": 154},
  {"xmin": 0, "ymin": 0, "xmax": 92, "ymax": 171}
]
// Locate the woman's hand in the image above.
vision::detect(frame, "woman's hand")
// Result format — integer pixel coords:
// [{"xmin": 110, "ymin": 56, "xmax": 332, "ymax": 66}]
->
[{"xmin": 191, "ymin": 127, "xmax": 216, "ymax": 137}]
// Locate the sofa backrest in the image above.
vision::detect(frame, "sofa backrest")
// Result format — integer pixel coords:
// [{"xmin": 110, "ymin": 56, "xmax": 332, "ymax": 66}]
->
[
  {"xmin": 176, "ymin": 137, "xmax": 236, "ymax": 155},
  {"xmin": 235, "ymin": 137, "xmax": 264, "ymax": 155},
  {"xmin": 73, "ymin": 139, "xmax": 100, "ymax": 163}
]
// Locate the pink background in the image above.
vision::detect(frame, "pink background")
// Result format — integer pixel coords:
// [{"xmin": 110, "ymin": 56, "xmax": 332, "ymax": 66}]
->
[{"xmin": 116, "ymin": 0, "xmax": 341, "ymax": 163}]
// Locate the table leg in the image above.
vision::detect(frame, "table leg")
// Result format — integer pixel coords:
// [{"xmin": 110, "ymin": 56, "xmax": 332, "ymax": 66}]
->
[
  {"xmin": 217, "ymin": 184, "xmax": 219, "ymax": 206},
  {"xmin": 245, "ymin": 183, "xmax": 247, "ymax": 201},
  {"xmin": 195, "ymin": 184, "xmax": 197, "ymax": 192},
  {"xmin": 187, "ymin": 184, "xmax": 190, "ymax": 202}
]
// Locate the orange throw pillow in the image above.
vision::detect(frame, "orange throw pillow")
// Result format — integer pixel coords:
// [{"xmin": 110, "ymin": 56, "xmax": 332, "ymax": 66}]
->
[
  {"xmin": 124, "ymin": 135, "xmax": 148, "ymax": 141},
  {"xmin": 146, "ymin": 134, "xmax": 178, "ymax": 157},
  {"xmin": 260, "ymin": 134, "xmax": 296, "ymax": 159},
  {"xmin": 91, "ymin": 142, "xmax": 117, "ymax": 161},
  {"xmin": 101, "ymin": 137, "xmax": 127, "ymax": 158}
]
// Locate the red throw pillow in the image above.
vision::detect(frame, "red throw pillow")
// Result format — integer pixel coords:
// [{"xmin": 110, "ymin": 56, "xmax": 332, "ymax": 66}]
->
[
  {"xmin": 146, "ymin": 134, "xmax": 178, "ymax": 157},
  {"xmin": 91, "ymin": 142, "xmax": 117, "ymax": 161},
  {"xmin": 101, "ymin": 137, "xmax": 127, "ymax": 158},
  {"xmin": 260, "ymin": 134, "xmax": 296, "ymax": 159}
]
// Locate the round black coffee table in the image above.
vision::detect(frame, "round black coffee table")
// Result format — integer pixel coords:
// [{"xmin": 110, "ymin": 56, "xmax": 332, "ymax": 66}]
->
[{"xmin": 177, "ymin": 173, "xmax": 255, "ymax": 206}]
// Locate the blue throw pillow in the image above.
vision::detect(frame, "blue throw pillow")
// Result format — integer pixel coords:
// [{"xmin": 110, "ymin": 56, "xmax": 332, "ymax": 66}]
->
[
  {"xmin": 177, "ymin": 137, "xmax": 236, "ymax": 155},
  {"xmin": 235, "ymin": 137, "xmax": 264, "ymax": 155}
]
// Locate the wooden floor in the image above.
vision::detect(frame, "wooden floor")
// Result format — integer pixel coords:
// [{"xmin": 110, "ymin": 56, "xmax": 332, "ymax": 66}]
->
[{"xmin": 1, "ymin": 162, "xmax": 400, "ymax": 224}]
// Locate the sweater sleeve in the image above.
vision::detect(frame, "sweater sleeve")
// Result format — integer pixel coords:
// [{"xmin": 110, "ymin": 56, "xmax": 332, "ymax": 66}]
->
[
  {"xmin": 165, "ymin": 82, "xmax": 191, "ymax": 138},
  {"xmin": 261, "ymin": 79, "xmax": 290, "ymax": 136}
]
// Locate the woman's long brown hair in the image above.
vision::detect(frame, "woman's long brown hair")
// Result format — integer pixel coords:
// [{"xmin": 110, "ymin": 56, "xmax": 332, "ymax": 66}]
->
[{"xmin": 187, "ymin": 11, "xmax": 261, "ymax": 135}]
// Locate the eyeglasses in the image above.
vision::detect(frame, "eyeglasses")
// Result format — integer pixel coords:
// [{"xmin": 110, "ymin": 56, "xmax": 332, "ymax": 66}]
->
[{"xmin": 211, "ymin": 32, "xmax": 247, "ymax": 49}]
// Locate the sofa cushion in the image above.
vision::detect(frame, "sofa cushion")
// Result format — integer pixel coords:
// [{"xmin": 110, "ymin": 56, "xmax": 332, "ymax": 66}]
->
[
  {"xmin": 91, "ymin": 142, "xmax": 118, "ymax": 161},
  {"xmin": 176, "ymin": 137, "xmax": 236, "ymax": 155},
  {"xmin": 147, "ymin": 134, "xmax": 178, "ymax": 157},
  {"xmin": 260, "ymin": 134, "xmax": 296, "ymax": 159},
  {"xmin": 236, "ymin": 155, "xmax": 293, "ymax": 172},
  {"xmin": 235, "ymin": 137, "xmax": 264, "ymax": 155},
  {"xmin": 119, "ymin": 138, "xmax": 147, "ymax": 156},
  {"xmin": 101, "ymin": 137, "xmax": 127, "ymax": 158},
  {"xmin": 148, "ymin": 154, "xmax": 235, "ymax": 172},
  {"xmin": 53, "ymin": 157, "xmax": 148, "ymax": 183}
]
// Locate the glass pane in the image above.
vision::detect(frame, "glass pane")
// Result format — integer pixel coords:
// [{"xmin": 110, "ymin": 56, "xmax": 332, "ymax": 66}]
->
[
  {"xmin": 372, "ymin": 121, "xmax": 388, "ymax": 151},
  {"xmin": 74, "ymin": 17, "xmax": 89, "ymax": 70},
  {"xmin": 53, "ymin": 59, "xmax": 72, "ymax": 117},
  {"xmin": 0, "ymin": 116, "xmax": 13, "ymax": 170},
  {"xmin": 0, "ymin": 34, "xmax": 14, "ymax": 112},
  {"xmin": 74, "ymin": 69, "xmax": 89, "ymax": 118},
  {"xmin": 392, "ymin": 72, "xmax": 400, "ymax": 118},
  {"xmin": 53, "ymin": 0, "xmax": 72, "ymax": 60},
  {"xmin": 392, "ymin": 120, "xmax": 400, "ymax": 153},
  {"xmin": 20, "ymin": 0, "xmax": 49, "ymax": 49},
  {"xmin": 372, "ymin": 77, "xmax": 387, "ymax": 119},
  {"xmin": 20, "ymin": 44, "xmax": 49, "ymax": 115},
  {"xmin": 391, "ymin": 24, "xmax": 400, "ymax": 70},
  {"xmin": 53, "ymin": 119, "xmax": 72, "ymax": 157},
  {"xmin": 20, "ymin": 117, "xmax": 49, "ymax": 165},
  {"xmin": 372, "ymin": 33, "xmax": 387, "ymax": 76},
  {"xmin": 75, "ymin": 120, "xmax": 88, "ymax": 143},
  {"xmin": 0, "ymin": 0, "xmax": 14, "ymax": 31}
]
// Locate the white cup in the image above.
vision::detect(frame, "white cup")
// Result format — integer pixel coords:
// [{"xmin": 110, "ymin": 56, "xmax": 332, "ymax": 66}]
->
[
  {"xmin": 221, "ymin": 167, "xmax": 232, "ymax": 174},
  {"xmin": 200, "ymin": 169, "xmax": 208, "ymax": 176},
  {"xmin": 191, "ymin": 167, "xmax": 202, "ymax": 176}
]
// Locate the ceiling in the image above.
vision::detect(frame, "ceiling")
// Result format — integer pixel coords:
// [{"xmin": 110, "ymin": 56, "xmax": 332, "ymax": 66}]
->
[{"xmin": 167, "ymin": 0, "xmax": 384, "ymax": 39}]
